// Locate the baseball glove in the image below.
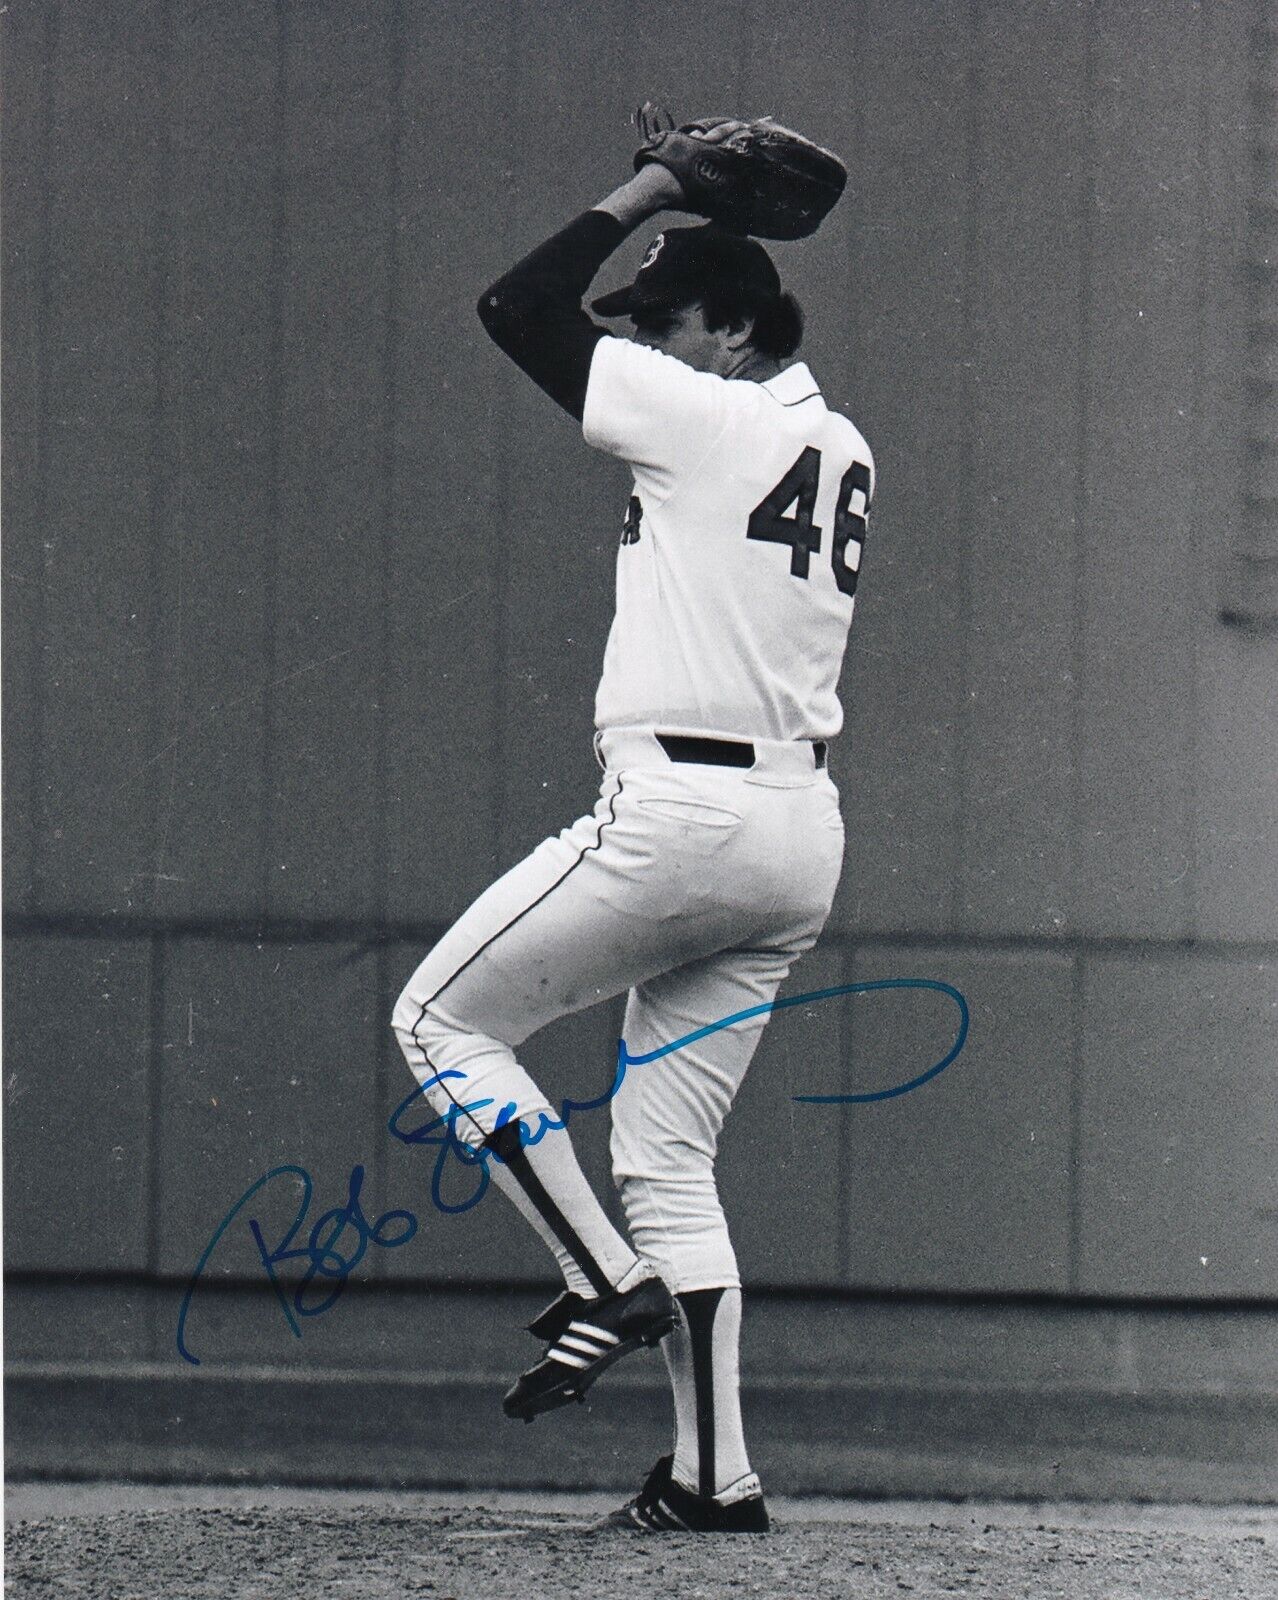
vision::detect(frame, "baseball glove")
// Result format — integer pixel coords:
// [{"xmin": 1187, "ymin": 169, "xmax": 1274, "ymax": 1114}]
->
[{"xmin": 632, "ymin": 102, "xmax": 847, "ymax": 240}]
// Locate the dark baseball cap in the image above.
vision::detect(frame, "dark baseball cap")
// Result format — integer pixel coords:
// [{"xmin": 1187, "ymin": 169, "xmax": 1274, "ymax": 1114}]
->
[{"xmin": 592, "ymin": 224, "xmax": 781, "ymax": 318}]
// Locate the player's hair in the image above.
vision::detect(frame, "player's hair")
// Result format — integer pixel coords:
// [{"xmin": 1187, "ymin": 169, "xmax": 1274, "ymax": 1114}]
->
[{"xmin": 701, "ymin": 287, "xmax": 804, "ymax": 360}]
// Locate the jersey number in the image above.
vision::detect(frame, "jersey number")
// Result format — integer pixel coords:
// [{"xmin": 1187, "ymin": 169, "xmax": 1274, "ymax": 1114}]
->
[{"xmin": 746, "ymin": 448, "xmax": 871, "ymax": 598}]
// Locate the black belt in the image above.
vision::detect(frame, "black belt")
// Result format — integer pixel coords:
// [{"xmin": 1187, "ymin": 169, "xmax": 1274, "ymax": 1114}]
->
[{"xmin": 655, "ymin": 733, "xmax": 827, "ymax": 770}]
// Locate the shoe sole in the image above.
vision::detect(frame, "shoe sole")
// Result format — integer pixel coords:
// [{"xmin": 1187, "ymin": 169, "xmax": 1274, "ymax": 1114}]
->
[
  {"xmin": 588, "ymin": 1499, "xmax": 770, "ymax": 1535},
  {"xmin": 505, "ymin": 1311, "xmax": 677, "ymax": 1423}
]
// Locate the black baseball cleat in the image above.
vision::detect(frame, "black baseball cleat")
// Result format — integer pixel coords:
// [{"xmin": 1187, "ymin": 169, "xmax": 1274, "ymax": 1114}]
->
[
  {"xmin": 597, "ymin": 1455, "xmax": 770, "ymax": 1533},
  {"xmin": 523, "ymin": 1288, "xmax": 589, "ymax": 1342},
  {"xmin": 502, "ymin": 1276, "xmax": 677, "ymax": 1422}
]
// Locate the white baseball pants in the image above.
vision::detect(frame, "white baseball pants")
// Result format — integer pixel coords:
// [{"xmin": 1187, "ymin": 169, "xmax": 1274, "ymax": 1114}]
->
[{"xmin": 392, "ymin": 726, "xmax": 844, "ymax": 1293}]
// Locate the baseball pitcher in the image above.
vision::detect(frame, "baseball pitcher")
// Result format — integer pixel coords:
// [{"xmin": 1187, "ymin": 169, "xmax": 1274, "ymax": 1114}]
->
[{"xmin": 393, "ymin": 112, "xmax": 873, "ymax": 1532}]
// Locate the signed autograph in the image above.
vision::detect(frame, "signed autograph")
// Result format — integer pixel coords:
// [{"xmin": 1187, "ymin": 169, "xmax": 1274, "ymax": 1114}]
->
[{"xmin": 176, "ymin": 977, "xmax": 968, "ymax": 1365}]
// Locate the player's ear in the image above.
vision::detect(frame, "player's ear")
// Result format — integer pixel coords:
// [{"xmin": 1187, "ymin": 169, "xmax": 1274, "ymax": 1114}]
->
[{"xmin": 724, "ymin": 313, "xmax": 756, "ymax": 351}]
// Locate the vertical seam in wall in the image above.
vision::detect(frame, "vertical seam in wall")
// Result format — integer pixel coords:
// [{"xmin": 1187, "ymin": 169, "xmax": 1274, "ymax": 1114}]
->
[
  {"xmin": 27, "ymin": 0, "xmax": 60, "ymax": 913},
  {"xmin": 146, "ymin": 0, "xmax": 178, "ymax": 922},
  {"xmin": 1067, "ymin": 10, "xmax": 1098, "ymax": 1295},
  {"xmin": 1186, "ymin": 0, "xmax": 1211, "ymax": 941},
  {"xmin": 261, "ymin": 0, "xmax": 290, "ymax": 915},
  {"xmin": 1222, "ymin": 0, "xmax": 1278, "ymax": 609},
  {"xmin": 952, "ymin": 0, "xmax": 982, "ymax": 932},
  {"xmin": 145, "ymin": 932, "xmax": 166, "ymax": 1302},
  {"xmin": 491, "ymin": 0, "xmax": 520, "ymax": 867},
  {"xmin": 372, "ymin": 939, "xmax": 392, "ymax": 1275},
  {"xmin": 369, "ymin": 0, "xmax": 406, "ymax": 1266},
  {"xmin": 846, "ymin": 0, "xmax": 868, "ymax": 409},
  {"xmin": 376, "ymin": 0, "xmax": 405, "ymax": 930},
  {"xmin": 1069, "ymin": 8, "xmax": 1097, "ymax": 943},
  {"xmin": 737, "ymin": 0, "xmax": 753, "ymax": 107},
  {"xmin": 1067, "ymin": 949, "xmax": 1085, "ymax": 1294},
  {"xmin": 837, "ymin": 934, "xmax": 856, "ymax": 1281}
]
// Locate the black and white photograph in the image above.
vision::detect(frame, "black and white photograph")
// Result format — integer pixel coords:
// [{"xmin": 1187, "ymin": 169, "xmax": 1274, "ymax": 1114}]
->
[{"xmin": 3, "ymin": 1, "xmax": 1277, "ymax": 1595}]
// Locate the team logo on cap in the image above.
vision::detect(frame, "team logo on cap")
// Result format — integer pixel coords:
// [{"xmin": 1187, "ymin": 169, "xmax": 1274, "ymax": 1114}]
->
[{"xmin": 640, "ymin": 234, "xmax": 666, "ymax": 272}]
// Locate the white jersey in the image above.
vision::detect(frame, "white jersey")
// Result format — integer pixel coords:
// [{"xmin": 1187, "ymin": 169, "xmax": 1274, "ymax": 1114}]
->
[{"xmin": 582, "ymin": 335, "xmax": 874, "ymax": 742}]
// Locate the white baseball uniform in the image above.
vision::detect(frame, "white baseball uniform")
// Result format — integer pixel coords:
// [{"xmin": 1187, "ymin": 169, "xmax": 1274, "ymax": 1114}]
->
[{"xmin": 392, "ymin": 331, "xmax": 874, "ymax": 1295}]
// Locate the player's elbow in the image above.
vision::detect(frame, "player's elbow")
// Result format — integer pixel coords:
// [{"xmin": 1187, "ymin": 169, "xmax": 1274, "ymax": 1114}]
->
[
  {"xmin": 477, "ymin": 281, "xmax": 527, "ymax": 345},
  {"xmin": 477, "ymin": 284, "xmax": 504, "ymax": 330}
]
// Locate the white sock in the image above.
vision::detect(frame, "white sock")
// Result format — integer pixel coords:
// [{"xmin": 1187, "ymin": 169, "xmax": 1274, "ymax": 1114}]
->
[{"xmin": 665, "ymin": 1287, "xmax": 752, "ymax": 1497}]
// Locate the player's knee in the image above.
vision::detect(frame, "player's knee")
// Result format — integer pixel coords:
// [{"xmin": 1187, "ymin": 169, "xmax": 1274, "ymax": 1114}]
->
[
  {"xmin": 614, "ymin": 1170, "xmax": 736, "ymax": 1291},
  {"xmin": 612, "ymin": 1120, "xmax": 717, "ymax": 1185},
  {"xmin": 390, "ymin": 985, "xmax": 419, "ymax": 1061},
  {"xmin": 611, "ymin": 1147, "xmax": 716, "ymax": 1198},
  {"xmin": 391, "ymin": 988, "xmax": 456, "ymax": 1068}
]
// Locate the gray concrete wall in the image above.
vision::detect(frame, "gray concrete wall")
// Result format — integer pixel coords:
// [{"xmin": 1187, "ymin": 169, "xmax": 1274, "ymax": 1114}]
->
[
  {"xmin": 7, "ymin": 1284, "xmax": 1278, "ymax": 1501},
  {"xmin": 4, "ymin": 0, "xmax": 1276, "ymax": 1369}
]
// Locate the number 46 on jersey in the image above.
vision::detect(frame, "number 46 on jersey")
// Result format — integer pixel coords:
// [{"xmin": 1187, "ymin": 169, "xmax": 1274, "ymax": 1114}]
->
[{"xmin": 747, "ymin": 446, "xmax": 871, "ymax": 598}]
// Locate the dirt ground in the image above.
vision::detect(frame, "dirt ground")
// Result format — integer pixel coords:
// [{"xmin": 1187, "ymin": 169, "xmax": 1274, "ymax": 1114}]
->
[{"xmin": 6, "ymin": 1493, "xmax": 1276, "ymax": 1600}]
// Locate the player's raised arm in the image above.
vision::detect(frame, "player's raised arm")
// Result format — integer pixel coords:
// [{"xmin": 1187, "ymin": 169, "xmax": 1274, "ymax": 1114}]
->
[{"xmin": 476, "ymin": 163, "xmax": 686, "ymax": 420}]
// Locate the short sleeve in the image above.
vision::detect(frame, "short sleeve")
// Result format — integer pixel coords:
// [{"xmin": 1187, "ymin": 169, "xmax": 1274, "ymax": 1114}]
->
[{"xmin": 582, "ymin": 336, "xmax": 734, "ymax": 501}]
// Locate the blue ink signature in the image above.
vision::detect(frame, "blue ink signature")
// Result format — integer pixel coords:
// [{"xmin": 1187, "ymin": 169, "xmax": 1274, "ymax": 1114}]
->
[
  {"xmin": 627, "ymin": 978, "xmax": 969, "ymax": 1104},
  {"xmin": 177, "ymin": 977, "xmax": 967, "ymax": 1365},
  {"xmin": 175, "ymin": 1163, "xmax": 416, "ymax": 1366},
  {"xmin": 386, "ymin": 978, "xmax": 969, "ymax": 1213}
]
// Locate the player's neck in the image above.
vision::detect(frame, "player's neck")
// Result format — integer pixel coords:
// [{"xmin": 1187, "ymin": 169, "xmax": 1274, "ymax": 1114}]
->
[{"xmin": 724, "ymin": 347, "xmax": 784, "ymax": 384}]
